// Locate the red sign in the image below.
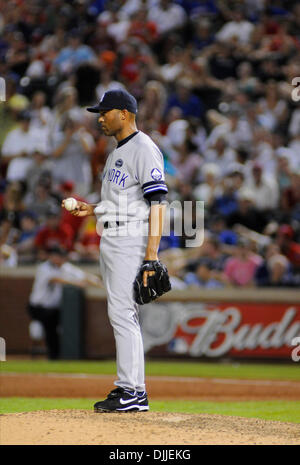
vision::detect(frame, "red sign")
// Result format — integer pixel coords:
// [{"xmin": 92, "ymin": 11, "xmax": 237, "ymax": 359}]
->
[{"xmin": 142, "ymin": 303, "xmax": 300, "ymax": 359}]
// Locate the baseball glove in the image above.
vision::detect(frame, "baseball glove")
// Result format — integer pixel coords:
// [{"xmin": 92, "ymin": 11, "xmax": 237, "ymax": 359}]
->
[{"xmin": 133, "ymin": 260, "xmax": 172, "ymax": 305}]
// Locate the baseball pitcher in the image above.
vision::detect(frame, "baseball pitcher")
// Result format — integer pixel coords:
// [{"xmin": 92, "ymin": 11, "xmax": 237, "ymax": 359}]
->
[{"xmin": 62, "ymin": 89, "xmax": 171, "ymax": 412}]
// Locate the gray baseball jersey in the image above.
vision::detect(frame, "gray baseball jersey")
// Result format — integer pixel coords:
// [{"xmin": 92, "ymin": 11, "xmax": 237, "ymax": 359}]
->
[
  {"xmin": 94, "ymin": 130, "xmax": 168, "ymax": 225},
  {"xmin": 95, "ymin": 130, "xmax": 167, "ymax": 392}
]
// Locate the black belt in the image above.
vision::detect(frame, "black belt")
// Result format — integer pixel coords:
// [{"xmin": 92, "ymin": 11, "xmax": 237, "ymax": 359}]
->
[{"xmin": 103, "ymin": 221, "xmax": 126, "ymax": 229}]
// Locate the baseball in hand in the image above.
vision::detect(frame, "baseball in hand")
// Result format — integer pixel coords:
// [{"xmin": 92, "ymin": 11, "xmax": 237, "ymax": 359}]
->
[{"xmin": 64, "ymin": 197, "xmax": 78, "ymax": 211}]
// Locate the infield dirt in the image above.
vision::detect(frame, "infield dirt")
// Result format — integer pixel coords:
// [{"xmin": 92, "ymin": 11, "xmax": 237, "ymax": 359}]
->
[{"xmin": 1, "ymin": 409, "xmax": 300, "ymax": 445}]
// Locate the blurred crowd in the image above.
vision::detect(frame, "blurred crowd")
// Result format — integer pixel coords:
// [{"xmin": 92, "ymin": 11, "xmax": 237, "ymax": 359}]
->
[{"xmin": 0, "ymin": 0, "xmax": 300, "ymax": 288}]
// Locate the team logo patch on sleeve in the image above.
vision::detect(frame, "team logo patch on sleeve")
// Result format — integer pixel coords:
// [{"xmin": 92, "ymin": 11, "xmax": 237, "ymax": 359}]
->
[
  {"xmin": 115, "ymin": 159, "xmax": 123, "ymax": 167},
  {"xmin": 151, "ymin": 168, "xmax": 162, "ymax": 181}
]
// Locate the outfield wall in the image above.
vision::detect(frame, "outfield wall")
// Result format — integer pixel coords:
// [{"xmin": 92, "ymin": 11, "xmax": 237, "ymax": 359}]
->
[{"xmin": 1, "ymin": 267, "xmax": 300, "ymax": 359}]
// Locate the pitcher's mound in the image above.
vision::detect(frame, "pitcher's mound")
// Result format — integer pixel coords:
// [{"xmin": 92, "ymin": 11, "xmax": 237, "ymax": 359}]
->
[{"xmin": 1, "ymin": 410, "xmax": 300, "ymax": 445}]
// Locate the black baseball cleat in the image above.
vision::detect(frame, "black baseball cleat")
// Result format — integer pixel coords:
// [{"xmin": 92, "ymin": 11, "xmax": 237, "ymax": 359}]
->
[
  {"xmin": 137, "ymin": 391, "xmax": 149, "ymax": 411},
  {"xmin": 94, "ymin": 387, "xmax": 149, "ymax": 413}
]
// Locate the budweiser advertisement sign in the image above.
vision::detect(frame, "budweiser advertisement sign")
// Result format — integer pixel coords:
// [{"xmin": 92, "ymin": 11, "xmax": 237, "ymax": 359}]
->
[{"xmin": 140, "ymin": 302, "xmax": 300, "ymax": 358}]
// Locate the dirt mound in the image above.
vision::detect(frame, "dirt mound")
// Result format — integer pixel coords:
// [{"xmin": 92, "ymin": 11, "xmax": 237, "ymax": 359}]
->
[{"xmin": 1, "ymin": 410, "xmax": 300, "ymax": 445}]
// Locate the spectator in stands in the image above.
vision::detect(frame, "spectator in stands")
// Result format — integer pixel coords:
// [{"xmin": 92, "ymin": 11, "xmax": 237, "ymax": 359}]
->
[
  {"xmin": 257, "ymin": 81, "xmax": 288, "ymax": 132},
  {"xmin": 138, "ymin": 80, "xmax": 167, "ymax": 128},
  {"xmin": 127, "ymin": 7, "xmax": 158, "ymax": 44},
  {"xmin": 58, "ymin": 180, "xmax": 87, "ymax": 241},
  {"xmin": 95, "ymin": 68, "xmax": 125, "ymax": 101},
  {"xmin": 276, "ymin": 154, "xmax": 292, "ymax": 192},
  {"xmin": 216, "ymin": 8, "xmax": 255, "ymax": 44},
  {"xmin": 224, "ymin": 238, "xmax": 263, "ymax": 287},
  {"xmin": 245, "ymin": 163, "xmax": 279, "ymax": 212},
  {"xmin": 29, "ymin": 91, "xmax": 53, "ymax": 133},
  {"xmin": 5, "ymin": 30, "xmax": 30, "ymax": 78},
  {"xmin": 158, "ymin": 47, "xmax": 184, "ymax": 83},
  {"xmin": 208, "ymin": 42, "xmax": 237, "ymax": 80},
  {"xmin": 186, "ymin": 236, "xmax": 227, "ymax": 274},
  {"xmin": 34, "ymin": 208, "xmax": 74, "ymax": 259},
  {"xmin": 15, "ymin": 211, "xmax": 39, "ymax": 264},
  {"xmin": 212, "ymin": 176, "xmax": 238, "ymax": 218},
  {"xmin": 272, "ymin": 133, "xmax": 298, "ymax": 172},
  {"xmin": 1, "ymin": 110, "xmax": 41, "ymax": 182},
  {"xmin": 38, "ymin": 25, "xmax": 66, "ymax": 61},
  {"xmin": 0, "ymin": 181, "xmax": 24, "ymax": 247},
  {"xmin": 0, "ymin": 78, "xmax": 29, "ymax": 153},
  {"xmin": 119, "ymin": 39, "xmax": 151, "ymax": 85},
  {"xmin": 192, "ymin": 18, "xmax": 215, "ymax": 51},
  {"xmin": 204, "ymin": 136, "xmax": 236, "ymax": 177},
  {"xmin": 71, "ymin": 215, "xmax": 100, "ymax": 263},
  {"xmin": 173, "ymin": 138, "xmax": 202, "ymax": 186},
  {"xmin": 51, "ymin": 114, "xmax": 94, "ymax": 196},
  {"xmin": 25, "ymin": 146, "xmax": 53, "ymax": 195},
  {"xmin": 24, "ymin": 180, "xmax": 59, "ymax": 225},
  {"xmin": 148, "ymin": 0, "xmax": 187, "ymax": 36},
  {"xmin": 281, "ymin": 171, "xmax": 300, "ymax": 219},
  {"xmin": 209, "ymin": 215, "xmax": 238, "ymax": 246},
  {"xmin": 236, "ymin": 61, "xmax": 261, "ymax": 96},
  {"xmin": 49, "ymin": 86, "xmax": 82, "ymax": 144},
  {"xmin": 53, "ymin": 29, "xmax": 97, "ymax": 75},
  {"xmin": 276, "ymin": 225, "xmax": 300, "ymax": 269},
  {"xmin": 227, "ymin": 167, "xmax": 245, "ymax": 191},
  {"xmin": 165, "ymin": 80, "xmax": 204, "ymax": 119},
  {"xmin": 193, "ymin": 163, "xmax": 222, "ymax": 208},
  {"xmin": 185, "ymin": 259, "xmax": 224, "ymax": 288},
  {"xmin": 255, "ymin": 243, "xmax": 294, "ymax": 287},
  {"xmin": 179, "ymin": 0, "xmax": 219, "ymax": 17},
  {"xmin": 206, "ymin": 107, "xmax": 252, "ymax": 150},
  {"xmin": 226, "ymin": 188, "xmax": 268, "ymax": 233}
]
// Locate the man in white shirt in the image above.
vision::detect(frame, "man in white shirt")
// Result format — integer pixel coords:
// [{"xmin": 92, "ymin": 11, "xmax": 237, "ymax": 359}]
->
[
  {"xmin": 28, "ymin": 247, "xmax": 102, "ymax": 359},
  {"xmin": 205, "ymin": 136, "xmax": 236, "ymax": 177},
  {"xmin": 206, "ymin": 109, "xmax": 252, "ymax": 150},
  {"xmin": 216, "ymin": 10, "xmax": 254, "ymax": 44},
  {"xmin": 245, "ymin": 163, "xmax": 279, "ymax": 211},
  {"xmin": 2, "ymin": 111, "xmax": 47, "ymax": 182},
  {"xmin": 148, "ymin": 0, "xmax": 186, "ymax": 35}
]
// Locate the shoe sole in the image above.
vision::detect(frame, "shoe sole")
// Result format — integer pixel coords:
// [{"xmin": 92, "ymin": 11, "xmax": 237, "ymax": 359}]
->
[
  {"xmin": 94, "ymin": 406, "xmax": 149, "ymax": 413},
  {"xmin": 138, "ymin": 405, "xmax": 149, "ymax": 411}
]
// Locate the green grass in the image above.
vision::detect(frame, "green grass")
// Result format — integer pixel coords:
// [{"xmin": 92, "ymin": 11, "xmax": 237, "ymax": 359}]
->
[
  {"xmin": 1, "ymin": 359, "xmax": 300, "ymax": 381},
  {"xmin": 1, "ymin": 398, "xmax": 300, "ymax": 423}
]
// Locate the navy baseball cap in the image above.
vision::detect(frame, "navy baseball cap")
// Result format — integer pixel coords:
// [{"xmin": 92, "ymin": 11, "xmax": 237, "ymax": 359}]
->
[{"xmin": 87, "ymin": 89, "xmax": 138, "ymax": 115}]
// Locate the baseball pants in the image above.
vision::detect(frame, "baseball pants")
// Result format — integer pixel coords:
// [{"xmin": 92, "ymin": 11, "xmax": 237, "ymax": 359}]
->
[{"xmin": 99, "ymin": 223, "xmax": 148, "ymax": 392}]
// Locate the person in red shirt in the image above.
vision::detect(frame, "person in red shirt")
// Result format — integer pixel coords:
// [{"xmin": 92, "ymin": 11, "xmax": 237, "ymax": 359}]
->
[
  {"xmin": 277, "ymin": 225, "xmax": 300, "ymax": 268},
  {"xmin": 35, "ymin": 209, "xmax": 74, "ymax": 259},
  {"xmin": 71, "ymin": 215, "xmax": 100, "ymax": 263},
  {"xmin": 120, "ymin": 42, "xmax": 150, "ymax": 84},
  {"xmin": 59, "ymin": 181, "xmax": 86, "ymax": 241},
  {"xmin": 127, "ymin": 8, "xmax": 158, "ymax": 45}
]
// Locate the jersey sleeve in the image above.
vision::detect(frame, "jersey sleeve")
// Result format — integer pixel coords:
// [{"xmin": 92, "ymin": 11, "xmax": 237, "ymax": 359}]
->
[{"xmin": 136, "ymin": 142, "xmax": 168, "ymax": 197}]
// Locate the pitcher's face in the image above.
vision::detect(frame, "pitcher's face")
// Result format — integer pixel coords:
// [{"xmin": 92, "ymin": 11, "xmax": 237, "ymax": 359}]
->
[{"xmin": 98, "ymin": 109, "xmax": 124, "ymax": 136}]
